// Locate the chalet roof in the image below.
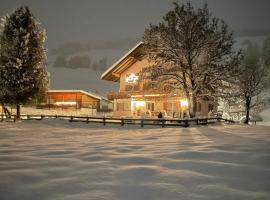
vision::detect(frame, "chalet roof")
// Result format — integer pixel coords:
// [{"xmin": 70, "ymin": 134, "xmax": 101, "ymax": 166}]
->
[
  {"xmin": 48, "ymin": 90, "xmax": 109, "ymax": 101},
  {"xmin": 101, "ymin": 42, "xmax": 144, "ymax": 82}
]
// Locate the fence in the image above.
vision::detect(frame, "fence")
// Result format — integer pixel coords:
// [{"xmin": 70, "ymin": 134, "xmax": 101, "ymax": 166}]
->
[{"xmin": 0, "ymin": 114, "xmax": 235, "ymax": 128}]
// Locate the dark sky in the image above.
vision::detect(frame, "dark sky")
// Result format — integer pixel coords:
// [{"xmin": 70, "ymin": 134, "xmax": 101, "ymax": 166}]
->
[
  {"xmin": 0, "ymin": 0, "xmax": 270, "ymax": 48},
  {"xmin": 1, "ymin": 0, "xmax": 270, "ymax": 93}
]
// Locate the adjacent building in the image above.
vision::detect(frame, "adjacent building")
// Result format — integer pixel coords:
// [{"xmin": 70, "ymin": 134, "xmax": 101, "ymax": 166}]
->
[
  {"xmin": 41, "ymin": 90, "xmax": 112, "ymax": 112},
  {"xmin": 101, "ymin": 42, "xmax": 217, "ymax": 118}
]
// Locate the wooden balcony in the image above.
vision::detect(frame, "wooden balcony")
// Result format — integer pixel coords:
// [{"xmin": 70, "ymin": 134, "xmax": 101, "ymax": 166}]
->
[
  {"xmin": 107, "ymin": 91, "xmax": 130, "ymax": 100},
  {"xmin": 107, "ymin": 89, "xmax": 171, "ymax": 100}
]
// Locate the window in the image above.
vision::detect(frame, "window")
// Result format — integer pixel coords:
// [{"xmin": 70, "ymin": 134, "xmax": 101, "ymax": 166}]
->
[
  {"xmin": 125, "ymin": 84, "xmax": 140, "ymax": 91},
  {"xmin": 146, "ymin": 102, "xmax": 155, "ymax": 111},
  {"xmin": 208, "ymin": 104, "xmax": 214, "ymax": 112},
  {"xmin": 197, "ymin": 102, "xmax": 202, "ymax": 112},
  {"xmin": 117, "ymin": 102, "xmax": 129, "ymax": 111},
  {"xmin": 133, "ymin": 84, "xmax": 140, "ymax": 91},
  {"xmin": 117, "ymin": 103, "xmax": 125, "ymax": 111},
  {"xmin": 125, "ymin": 85, "xmax": 133, "ymax": 91},
  {"xmin": 167, "ymin": 102, "xmax": 177, "ymax": 112}
]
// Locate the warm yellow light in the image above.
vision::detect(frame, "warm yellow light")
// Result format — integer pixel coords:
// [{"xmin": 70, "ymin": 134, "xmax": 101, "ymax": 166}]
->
[
  {"xmin": 144, "ymin": 94, "xmax": 161, "ymax": 97},
  {"xmin": 55, "ymin": 102, "xmax": 77, "ymax": 105},
  {"xmin": 125, "ymin": 73, "xmax": 139, "ymax": 83},
  {"xmin": 131, "ymin": 94, "xmax": 162, "ymax": 97},
  {"xmin": 135, "ymin": 101, "xmax": 145, "ymax": 107},
  {"xmin": 180, "ymin": 99, "xmax": 189, "ymax": 108},
  {"xmin": 132, "ymin": 101, "xmax": 145, "ymax": 108}
]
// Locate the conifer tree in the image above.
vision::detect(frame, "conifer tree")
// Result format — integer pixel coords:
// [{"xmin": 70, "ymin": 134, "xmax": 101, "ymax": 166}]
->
[{"xmin": 0, "ymin": 6, "xmax": 49, "ymax": 119}]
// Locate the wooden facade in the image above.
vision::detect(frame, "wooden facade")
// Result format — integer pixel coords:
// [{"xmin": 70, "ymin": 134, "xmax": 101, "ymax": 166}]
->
[
  {"xmin": 101, "ymin": 42, "xmax": 217, "ymax": 118},
  {"xmin": 43, "ymin": 90, "xmax": 111, "ymax": 110}
]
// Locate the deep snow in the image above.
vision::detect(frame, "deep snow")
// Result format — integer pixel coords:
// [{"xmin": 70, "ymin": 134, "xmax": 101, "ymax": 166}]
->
[{"xmin": 0, "ymin": 120, "xmax": 270, "ymax": 200}]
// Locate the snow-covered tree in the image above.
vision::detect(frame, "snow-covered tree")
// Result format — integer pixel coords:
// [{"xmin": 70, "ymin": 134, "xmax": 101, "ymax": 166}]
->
[
  {"xmin": 238, "ymin": 40, "xmax": 269, "ymax": 124},
  {"xmin": 262, "ymin": 36, "xmax": 270, "ymax": 86},
  {"xmin": 262, "ymin": 36, "xmax": 270, "ymax": 67},
  {"xmin": 0, "ymin": 6, "xmax": 49, "ymax": 119},
  {"xmin": 142, "ymin": 2, "xmax": 241, "ymax": 118}
]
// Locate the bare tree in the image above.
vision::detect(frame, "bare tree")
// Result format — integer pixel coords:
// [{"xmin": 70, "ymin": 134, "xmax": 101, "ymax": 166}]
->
[
  {"xmin": 238, "ymin": 41, "xmax": 269, "ymax": 124},
  {"xmin": 142, "ymin": 2, "xmax": 241, "ymax": 117}
]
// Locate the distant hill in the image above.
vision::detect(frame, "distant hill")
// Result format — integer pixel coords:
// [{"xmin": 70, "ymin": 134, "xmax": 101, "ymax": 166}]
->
[{"xmin": 46, "ymin": 36, "xmax": 269, "ymax": 96}]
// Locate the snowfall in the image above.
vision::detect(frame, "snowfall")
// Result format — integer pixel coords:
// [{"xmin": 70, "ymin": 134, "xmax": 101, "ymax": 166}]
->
[{"xmin": 0, "ymin": 119, "xmax": 270, "ymax": 200}]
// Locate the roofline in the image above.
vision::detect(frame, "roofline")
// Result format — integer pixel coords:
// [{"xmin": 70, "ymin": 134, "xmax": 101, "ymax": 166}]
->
[
  {"xmin": 48, "ymin": 90, "xmax": 104, "ymax": 100},
  {"xmin": 101, "ymin": 41, "xmax": 143, "ymax": 81}
]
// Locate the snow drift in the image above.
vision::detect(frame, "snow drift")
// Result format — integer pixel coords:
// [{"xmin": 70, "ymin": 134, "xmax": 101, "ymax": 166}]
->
[{"xmin": 0, "ymin": 120, "xmax": 269, "ymax": 200}]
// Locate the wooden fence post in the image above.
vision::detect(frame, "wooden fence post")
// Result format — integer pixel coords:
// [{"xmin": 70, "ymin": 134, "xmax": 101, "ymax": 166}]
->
[
  {"xmin": 184, "ymin": 119, "xmax": 189, "ymax": 127},
  {"xmin": 103, "ymin": 117, "xmax": 106, "ymax": 126},
  {"xmin": 162, "ymin": 119, "xmax": 165, "ymax": 128}
]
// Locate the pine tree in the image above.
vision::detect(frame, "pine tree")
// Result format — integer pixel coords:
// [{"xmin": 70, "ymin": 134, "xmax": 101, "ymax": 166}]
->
[
  {"xmin": 0, "ymin": 6, "xmax": 49, "ymax": 119},
  {"xmin": 142, "ymin": 2, "xmax": 241, "ymax": 118}
]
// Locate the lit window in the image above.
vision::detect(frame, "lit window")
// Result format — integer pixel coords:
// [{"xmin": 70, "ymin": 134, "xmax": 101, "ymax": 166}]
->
[{"xmin": 125, "ymin": 73, "xmax": 139, "ymax": 83}]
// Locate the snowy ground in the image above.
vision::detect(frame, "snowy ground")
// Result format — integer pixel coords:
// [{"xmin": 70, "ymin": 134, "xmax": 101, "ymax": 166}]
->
[
  {"xmin": 0, "ymin": 120, "xmax": 270, "ymax": 200},
  {"xmin": 258, "ymin": 108, "xmax": 270, "ymax": 126}
]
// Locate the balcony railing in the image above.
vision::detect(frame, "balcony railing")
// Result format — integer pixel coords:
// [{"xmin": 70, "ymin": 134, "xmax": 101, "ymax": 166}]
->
[
  {"xmin": 107, "ymin": 89, "xmax": 173, "ymax": 100},
  {"xmin": 107, "ymin": 91, "xmax": 130, "ymax": 100}
]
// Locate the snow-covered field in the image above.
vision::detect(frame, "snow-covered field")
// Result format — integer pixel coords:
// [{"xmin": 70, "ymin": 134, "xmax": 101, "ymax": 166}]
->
[{"xmin": 0, "ymin": 120, "xmax": 270, "ymax": 200}]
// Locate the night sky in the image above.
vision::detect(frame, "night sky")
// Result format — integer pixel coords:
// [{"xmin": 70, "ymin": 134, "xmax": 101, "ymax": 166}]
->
[
  {"xmin": 0, "ymin": 0, "xmax": 270, "ymax": 94},
  {"xmin": 1, "ymin": 0, "xmax": 270, "ymax": 48}
]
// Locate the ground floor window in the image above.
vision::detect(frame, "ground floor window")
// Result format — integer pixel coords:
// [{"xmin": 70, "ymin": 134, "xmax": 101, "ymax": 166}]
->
[
  {"xmin": 166, "ymin": 102, "xmax": 178, "ymax": 112},
  {"xmin": 117, "ymin": 102, "xmax": 129, "ymax": 111},
  {"xmin": 208, "ymin": 104, "xmax": 214, "ymax": 112},
  {"xmin": 146, "ymin": 102, "xmax": 155, "ymax": 111}
]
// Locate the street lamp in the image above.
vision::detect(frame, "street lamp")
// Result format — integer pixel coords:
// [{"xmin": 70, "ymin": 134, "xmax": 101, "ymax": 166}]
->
[
  {"xmin": 180, "ymin": 99, "xmax": 188, "ymax": 109},
  {"xmin": 180, "ymin": 99, "xmax": 189, "ymax": 119}
]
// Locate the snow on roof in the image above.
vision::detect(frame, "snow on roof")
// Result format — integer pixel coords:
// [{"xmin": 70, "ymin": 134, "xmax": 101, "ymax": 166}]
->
[
  {"xmin": 48, "ymin": 90, "xmax": 109, "ymax": 101},
  {"xmin": 101, "ymin": 41, "xmax": 143, "ymax": 81}
]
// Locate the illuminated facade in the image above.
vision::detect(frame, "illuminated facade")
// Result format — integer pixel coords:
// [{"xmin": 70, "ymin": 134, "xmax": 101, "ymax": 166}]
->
[{"xmin": 101, "ymin": 42, "xmax": 217, "ymax": 118}]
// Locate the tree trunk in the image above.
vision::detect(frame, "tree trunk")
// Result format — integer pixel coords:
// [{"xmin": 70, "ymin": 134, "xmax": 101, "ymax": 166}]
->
[
  {"xmin": 2, "ymin": 104, "xmax": 11, "ymax": 118},
  {"xmin": 1, "ymin": 104, "xmax": 3, "ymax": 121},
  {"xmin": 16, "ymin": 104, "xmax": 21, "ymax": 119},
  {"xmin": 184, "ymin": 91, "xmax": 192, "ymax": 118},
  {"xmin": 191, "ymin": 95, "xmax": 197, "ymax": 118},
  {"xmin": 244, "ymin": 97, "xmax": 251, "ymax": 124},
  {"xmin": 185, "ymin": 93, "xmax": 197, "ymax": 118}
]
